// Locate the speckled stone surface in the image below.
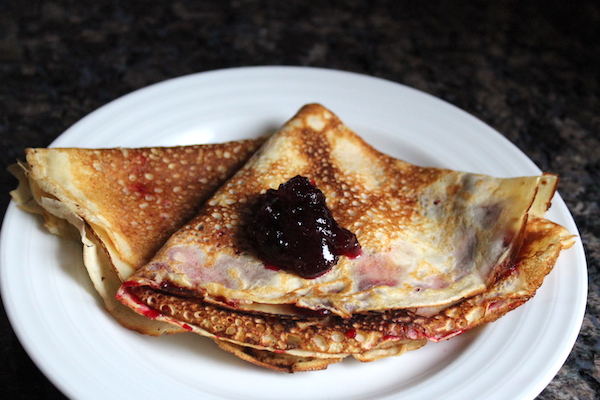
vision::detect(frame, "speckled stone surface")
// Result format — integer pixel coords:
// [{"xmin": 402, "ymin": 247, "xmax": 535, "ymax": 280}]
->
[{"xmin": 1, "ymin": 1, "xmax": 598, "ymax": 399}]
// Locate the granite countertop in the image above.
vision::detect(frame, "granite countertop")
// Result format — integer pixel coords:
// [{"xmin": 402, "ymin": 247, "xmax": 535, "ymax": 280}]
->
[{"xmin": 1, "ymin": 1, "xmax": 598, "ymax": 399}]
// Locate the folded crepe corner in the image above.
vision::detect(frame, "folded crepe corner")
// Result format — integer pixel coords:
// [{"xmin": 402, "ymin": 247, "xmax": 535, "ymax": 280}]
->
[
  {"xmin": 115, "ymin": 103, "xmax": 575, "ymax": 369},
  {"xmin": 9, "ymin": 139, "xmax": 266, "ymax": 335}
]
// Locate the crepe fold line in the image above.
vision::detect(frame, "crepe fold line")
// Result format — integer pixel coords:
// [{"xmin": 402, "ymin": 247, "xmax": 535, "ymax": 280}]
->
[
  {"xmin": 9, "ymin": 139, "xmax": 265, "ymax": 335},
  {"xmin": 116, "ymin": 104, "xmax": 574, "ymax": 370}
]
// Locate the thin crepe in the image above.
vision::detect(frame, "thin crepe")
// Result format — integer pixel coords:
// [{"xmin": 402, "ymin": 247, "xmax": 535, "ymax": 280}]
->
[
  {"xmin": 10, "ymin": 139, "xmax": 264, "ymax": 335},
  {"xmin": 116, "ymin": 104, "xmax": 573, "ymax": 369},
  {"xmin": 119, "ymin": 217, "xmax": 573, "ymax": 361},
  {"xmin": 121, "ymin": 104, "xmax": 563, "ymax": 318}
]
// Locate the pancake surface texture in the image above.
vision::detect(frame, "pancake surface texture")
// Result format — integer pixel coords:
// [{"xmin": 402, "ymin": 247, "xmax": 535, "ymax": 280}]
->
[
  {"xmin": 10, "ymin": 139, "xmax": 265, "ymax": 334},
  {"xmin": 117, "ymin": 104, "xmax": 574, "ymax": 370},
  {"xmin": 122, "ymin": 104, "xmax": 563, "ymax": 317}
]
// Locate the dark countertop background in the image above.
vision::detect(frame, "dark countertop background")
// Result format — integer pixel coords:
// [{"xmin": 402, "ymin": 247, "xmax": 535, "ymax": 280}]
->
[{"xmin": 1, "ymin": 1, "xmax": 598, "ymax": 399}]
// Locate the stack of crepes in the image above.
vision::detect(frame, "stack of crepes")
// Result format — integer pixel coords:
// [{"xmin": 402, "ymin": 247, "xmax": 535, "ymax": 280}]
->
[{"xmin": 10, "ymin": 104, "xmax": 575, "ymax": 372}]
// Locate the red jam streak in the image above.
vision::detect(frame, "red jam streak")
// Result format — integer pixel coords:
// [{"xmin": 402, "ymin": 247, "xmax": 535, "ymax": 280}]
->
[
  {"xmin": 181, "ymin": 324, "xmax": 194, "ymax": 332},
  {"xmin": 118, "ymin": 283, "xmax": 161, "ymax": 319},
  {"xmin": 248, "ymin": 175, "xmax": 361, "ymax": 279},
  {"xmin": 346, "ymin": 329, "xmax": 357, "ymax": 339},
  {"xmin": 118, "ymin": 283, "xmax": 197, "ymax": 333},
  {"xmin": 214, "ymin": 295, "xmax": 240, "ymax": 309}
]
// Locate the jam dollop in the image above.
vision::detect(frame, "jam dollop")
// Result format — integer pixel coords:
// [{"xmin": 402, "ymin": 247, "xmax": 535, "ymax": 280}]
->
[{"xmin": 248, "ymin": 175, "xmax": 361, "ymax": 279}]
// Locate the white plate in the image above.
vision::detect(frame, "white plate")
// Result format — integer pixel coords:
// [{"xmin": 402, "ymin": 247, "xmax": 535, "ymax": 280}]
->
[{"xmin": 1, "ymin": 66, "xmax": 587, "ymax": 400}]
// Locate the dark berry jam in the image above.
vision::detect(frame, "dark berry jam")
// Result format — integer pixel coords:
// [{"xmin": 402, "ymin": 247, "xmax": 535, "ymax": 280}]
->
[{"xmin": 248, "ymin": 175, "xmax": 361, "ymax": 279}]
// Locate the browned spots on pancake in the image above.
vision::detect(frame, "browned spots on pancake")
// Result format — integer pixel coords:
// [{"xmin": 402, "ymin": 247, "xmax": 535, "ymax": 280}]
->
[
  {"xmin": 131, "ymin": 283, "xmax": 426, "ymax": 356},
  {"xmin": 127, "ymin": 217, "xmax": 573, "ymax": 354},
  {"xmin": 156, "ymin": 104, "xmax": 447, "ymax": 259},
  {"xmin": 27, "ymin": 138, "xmax": 265, "ymax": 267}
]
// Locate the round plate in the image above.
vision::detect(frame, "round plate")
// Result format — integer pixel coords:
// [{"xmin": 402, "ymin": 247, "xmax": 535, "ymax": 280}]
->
[{"xmin": 1, "ymin": 66, "xmax": 587, "ymax": 400}]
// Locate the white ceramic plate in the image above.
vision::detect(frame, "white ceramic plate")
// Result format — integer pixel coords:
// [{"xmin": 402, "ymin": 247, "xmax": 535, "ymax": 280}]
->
[{"xmin": 1, "ymin": 66, "xmax": 587, "ymax": 400}]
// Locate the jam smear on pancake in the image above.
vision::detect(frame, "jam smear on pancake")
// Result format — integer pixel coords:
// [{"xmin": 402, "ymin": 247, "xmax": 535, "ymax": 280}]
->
[{"xmin": 249, "ymin": 175, "xmax": 361, "ymax": 279}]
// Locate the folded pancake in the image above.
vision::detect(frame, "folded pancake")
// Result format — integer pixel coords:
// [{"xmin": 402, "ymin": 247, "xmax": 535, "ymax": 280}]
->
[
  {"xmin": 11, "ymin": 138, "xmax": 339, "ymax": 371},
  {"xmin": 120, "ymin": 104, "xmax": 563, "ymax": 317},
  {"xmin": 118, "ymin": 216, "xmax": 573, "ymax": 362},
  {"xmin": 116, "ymin": 103, "xmax": 574, "ymax": 368},
  {"xmin": 9, "ymin": 139, "xmax": 265, "ymax": 335}
]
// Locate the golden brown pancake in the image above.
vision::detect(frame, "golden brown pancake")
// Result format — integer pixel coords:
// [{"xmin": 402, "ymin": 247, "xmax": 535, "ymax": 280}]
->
[
  {"xmin": 116, "ymin": 104, "xmax": 573, "ymax": 368},
  {"xmin": 121, "ymin": 104, "xmax": 562, "ymax": 315},
  {"xmin": 119, "ymin": 217, "xmax": 572, "ymax": 362},
  {"xmin": 10, "ymin": 139, "xmax": 265, "ymax": 335},
  {"xmin": 11, "ymin": 138, "xmax": 342, "ymax": 370},
  {"xmin": 10, "ymin": 137, "xmax": 359, "ymax": 369}
]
